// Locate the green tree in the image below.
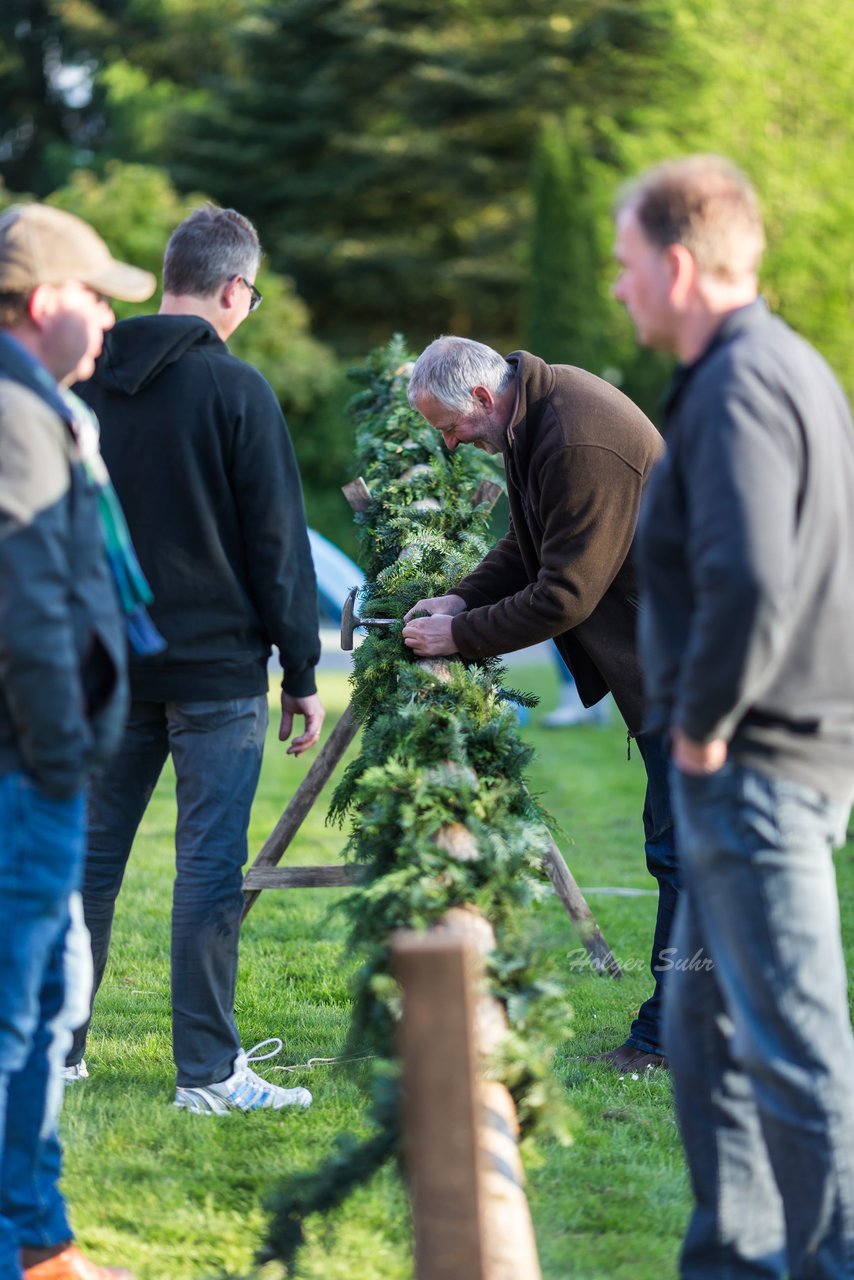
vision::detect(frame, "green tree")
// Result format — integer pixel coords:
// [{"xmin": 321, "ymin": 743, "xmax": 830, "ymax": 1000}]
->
[
  {"xmin": 0, "ymin": 161, "xmax": 353, "ymax": 545},
  {"xmin": 43, "ymin": 162, "xmax": 337, "ymax": 413},
  {"xmin": 606, "ymin": 0, "xmax": 854, "ymax": 403},
  {"xmin": 525, "ymin": 110, "xmax": 674, "ymax": 415},
  {"xmin": 521, "ymin": 0, "xmax": 854, "ymax": 414},
  {"xmin": 170, "ymin": 0, "xmax": 677, "ymax": 354},
  {"xmin": 0, "ymin": 0, "xmax": 82, "ymax": 193},
  {"xmin": 1, "ymin": 0, "xmax": 249, "ymax": 195},
  {"xmin": 10, "ymin": 0, "xmax": 852, "ymax": 409},
  {"xmin": 52, "ymin": 0, "xmax": 249, "ymax": 165},
  {"xmin": 526, "ymin": 112, "xmax": 609, "ymax": 370}
]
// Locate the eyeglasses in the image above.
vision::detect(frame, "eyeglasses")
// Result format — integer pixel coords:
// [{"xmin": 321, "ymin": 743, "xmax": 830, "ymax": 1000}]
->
[{"xmin": 234, "ymin": 275, "xmax": 263, "ymax": 313}]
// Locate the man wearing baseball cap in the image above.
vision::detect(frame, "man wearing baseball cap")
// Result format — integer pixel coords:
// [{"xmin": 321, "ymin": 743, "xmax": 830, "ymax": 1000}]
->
[{"xmin": 0, "ymin": 203, "xmax": 154, "ymax": 1280}]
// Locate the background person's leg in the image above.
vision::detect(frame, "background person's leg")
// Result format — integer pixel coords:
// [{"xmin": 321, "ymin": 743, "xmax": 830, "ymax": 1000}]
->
[
  {"xmin": 69, "ymin": 705, "xmax": 169, "ymax": 1067},
  {"xmin": 626, "ymin": 729, "xmax": 677, "ymax": 1057},
  {"xmin": 541, "ymin": 645, "xmax": 611, "ymax": 728},
  {"xmin": 168, "ymin": 696, "xmax": 268, "ymax": 1088}
]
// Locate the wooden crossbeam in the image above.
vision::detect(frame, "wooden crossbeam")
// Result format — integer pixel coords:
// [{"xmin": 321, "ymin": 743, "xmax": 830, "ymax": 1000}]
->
[
  {"xmin": 241, "ymin": 703, "xmax": 358, "ymax": 919},
  {"xmin": 543, "ymin": 838, "xmax": 622, "ymax": 979},
  {"xmin": 243, "ymin": 864, "xmax": 354, "ymax": 890},
  {"xmin": 241, "ymin": 700, "xmax": 623, "ymax": 979}
]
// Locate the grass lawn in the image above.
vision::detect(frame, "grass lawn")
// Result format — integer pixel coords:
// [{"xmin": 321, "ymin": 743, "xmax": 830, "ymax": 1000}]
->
[{"xmin": 61, "ymin": 662, "xmax": 854, "ymax": 1279}]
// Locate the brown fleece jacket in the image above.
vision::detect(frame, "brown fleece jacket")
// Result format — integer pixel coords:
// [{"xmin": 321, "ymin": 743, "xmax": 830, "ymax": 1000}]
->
[{"xmin": 450, "ymin": 350, "xmax": 663, "ymax": 734}]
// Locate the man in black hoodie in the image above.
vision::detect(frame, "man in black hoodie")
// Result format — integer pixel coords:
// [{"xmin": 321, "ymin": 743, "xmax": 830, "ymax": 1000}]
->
[{"xmin": 66, "ymin": 205, "xmax": 324, "ymax": 1114}]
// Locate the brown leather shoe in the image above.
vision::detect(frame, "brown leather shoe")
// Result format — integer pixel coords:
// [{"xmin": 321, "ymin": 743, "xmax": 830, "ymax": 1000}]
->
[
  {"xmin": 590, "ymin": 1041, "xmax": 669, "ymax": 1074},
  {"xmin": 23, "ymin": 1245, "xmax": 134, "ymax": 1280}
]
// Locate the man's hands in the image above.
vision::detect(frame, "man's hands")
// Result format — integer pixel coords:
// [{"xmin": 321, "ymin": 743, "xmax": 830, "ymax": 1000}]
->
[
  {"xmin": 401, "ymin": 594, "xmax": 466, "ymax": 657},
  {"xmin": 671, "ymin": 727, "xmax": 728, "ymax": 775},
  {"xmin": 403, "ymin": 594, "xmax": 467, "ymax": 623},
  {"xmin": 279, "ymin": 690, "xmax": 325, "ymax": 756}
]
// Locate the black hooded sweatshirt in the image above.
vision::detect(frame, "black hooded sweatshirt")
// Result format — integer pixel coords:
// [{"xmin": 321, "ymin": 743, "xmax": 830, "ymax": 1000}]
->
[{"xmin": 78, "ymin": 314, "xmax": 320, "ymax": 701}]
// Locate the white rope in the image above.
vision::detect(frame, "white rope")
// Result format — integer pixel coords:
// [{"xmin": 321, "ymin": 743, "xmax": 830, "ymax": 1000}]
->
[
  {"xmin": 244, "ymin": 1037, "xmax": 374, "ymax": 1073},
  {"xmin": 579, "ymin": 887, "xmax": 658, "ymax": 897},
  {"xmin": 273, "ymin": 1054, "xmax": 375, "ymax": 1073}
]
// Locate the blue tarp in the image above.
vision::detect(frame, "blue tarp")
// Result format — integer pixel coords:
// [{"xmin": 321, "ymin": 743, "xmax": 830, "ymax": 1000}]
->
[{"xmin": 307, "ymin": 529, "xmax": 363, "ymax": 626}]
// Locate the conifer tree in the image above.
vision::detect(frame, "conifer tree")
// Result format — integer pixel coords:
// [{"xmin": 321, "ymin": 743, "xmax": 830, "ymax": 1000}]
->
[
  {"xmin": 526, "ymin": 112, "xmax": 609, "ymax": 371},
  {"xmin": 170, "ymin": 0, "xmax": 676, "ymax": 353},
  {"xmin": 0, "ymin": 0, "xmax": 78, "ymax": 194}
]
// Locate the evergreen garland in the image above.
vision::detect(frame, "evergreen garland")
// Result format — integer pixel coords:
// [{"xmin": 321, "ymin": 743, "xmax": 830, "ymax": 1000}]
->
[{"xmin": 263, "ymin": 336, "xmax": 572, "ymax": 1274}]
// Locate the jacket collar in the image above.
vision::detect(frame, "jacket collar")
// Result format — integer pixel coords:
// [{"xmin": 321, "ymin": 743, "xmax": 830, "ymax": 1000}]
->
[
  {"xmin": 503, "ymin": 349, "xmax": 554, "ymax": 471},
  {"xmin": 0, "ymin": 331, "xmax": 74, "ymax": 427},
  {"xmin": 660, "ymin": 297, "xmax": 769, "ymax": 422}
]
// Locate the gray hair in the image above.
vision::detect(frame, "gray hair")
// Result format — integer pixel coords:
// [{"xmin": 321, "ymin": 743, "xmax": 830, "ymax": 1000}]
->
[
  {"xmin": 163, "ymin": 203, "xmax": 261, "ymax": 297},
  {"xmin": 407, "ymin": 336, "xmax": 514, "ymax": 412},
  {"xmin": 615, "ymin": 155, "xmax": 764, "ymax": 283}
]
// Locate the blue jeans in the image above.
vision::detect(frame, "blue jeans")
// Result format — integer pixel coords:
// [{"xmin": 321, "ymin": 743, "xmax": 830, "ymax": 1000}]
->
[
  {"xmin": 69, "ymin": 696, "xmax": 268, "ymax": 1088},
  {"xmin": 627, "ymin": 730, "xmax": 678, "ymax": 1056},
  {"xmin": 0, "ymin": 772, "xmax": 89, "ymax": 1279},
  {"xmin": 668, "ymin": 762, "xmax": 854, "ymax": 1280}
]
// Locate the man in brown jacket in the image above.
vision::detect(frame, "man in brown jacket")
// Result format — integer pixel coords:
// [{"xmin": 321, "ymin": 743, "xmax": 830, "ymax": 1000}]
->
[{"xmin": 402, "ymin": 335, "xmax": 673, "ymax": 1070}]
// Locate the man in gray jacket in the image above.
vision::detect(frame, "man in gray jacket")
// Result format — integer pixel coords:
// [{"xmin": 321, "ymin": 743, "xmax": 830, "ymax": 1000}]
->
[
  {"xmin": 0, "ymin": 204, "xmax": 154, "ymax": 1280},
  {"xmin": 614, "ymin": 155, "xmax": 854, "ymax": 1279}
]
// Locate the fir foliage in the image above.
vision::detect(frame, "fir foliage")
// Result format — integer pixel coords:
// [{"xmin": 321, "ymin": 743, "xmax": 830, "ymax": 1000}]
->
[
  {"xmin": 264, "ymin": 337, "xmax": 572, "ymax": 1273},
  {"xmin": 168, "ymin": 1, "xmax": 677, "ymax": 353},
  {"xmin": 0, "ymin": 0, "xmax": 79, "ymax": 194},
  {"xmin": 526, "ymin": 111, "xmax": 609, "ymax": 370}
]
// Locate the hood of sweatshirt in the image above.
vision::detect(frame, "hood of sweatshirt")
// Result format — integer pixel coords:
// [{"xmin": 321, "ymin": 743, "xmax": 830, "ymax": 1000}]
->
[{"xmin": 91, "ymin": 314, "xmax": 221, "ymax": 397}]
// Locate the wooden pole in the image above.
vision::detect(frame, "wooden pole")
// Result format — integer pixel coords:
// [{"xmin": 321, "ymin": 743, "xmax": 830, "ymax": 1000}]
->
[
  {"xmin": 392, "ymin": 932, "xmax": 488, "ymax": 1280},
  {"xmin": 392, "ymin": 926, "xmax": 544, "ymax": 1280},
  {"xmin": 479, "ymin": 1080, "xmax": 543, "ymax": 1280},
  {"xmin": 241, "ymin": 703, "xmax": 359, "ymax": 919},
  {"xmin": 341, "ymin": 476, "xmax": 373, "ymax": 512},
  {"xmin": 542, "ymin": 839, "xmax": 623, "ymax": 978},
  {"xmin": 471, "ymin": 479, "xmax": 504, "ymax": 513}
]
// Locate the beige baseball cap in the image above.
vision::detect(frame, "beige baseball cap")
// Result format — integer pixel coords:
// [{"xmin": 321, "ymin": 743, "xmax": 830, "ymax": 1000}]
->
[{"xmin": 0, "ymin": 203, "xmax": 156, "ymax": 302}]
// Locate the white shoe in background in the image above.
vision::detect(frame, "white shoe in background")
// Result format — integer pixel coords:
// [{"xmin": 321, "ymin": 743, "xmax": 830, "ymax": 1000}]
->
[
  {"xmin": 541, "ymin": 683, "xmax": 611, "ymax": 728},
  {"xmin": 62, "ymin": 1060, "xmax": 89, "ymax": 1082}
]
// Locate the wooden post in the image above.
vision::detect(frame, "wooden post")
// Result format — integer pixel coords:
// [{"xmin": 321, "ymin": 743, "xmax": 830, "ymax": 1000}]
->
[
  {"xmin": 479, "ymin": 1081, "xmax": 543, "ymax": 1280},
  {"xmin": 392, "ymin": 932, "xmax": 488, "ymax": 1280},
  {"xmin": 471, "ymin": 479, "xmax": 504, "ymax": 513},
  {"xmin": 392, "ymin": 929, "xmax": 544, "ymax": 1280},
  {"xmin": 241, "ymin": 703, "xmax": 359, "ymax": 919},
  {"xmin": 341, "ymin": 476, "xmax": 373, "ymax": 511},
  {"xmin": 243, "ymin": 865, "xmax": 354, "ymax": 891}
]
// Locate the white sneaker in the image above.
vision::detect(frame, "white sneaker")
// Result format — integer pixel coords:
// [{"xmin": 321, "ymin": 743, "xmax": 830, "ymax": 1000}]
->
[
  {"xmin": 173, "ymin": 1039, "xmax": 312, "ymax": 1114},
  {"xmin": 541, "ymin": 684, "xmax": 611, "ymax": 728},
  {"xmin": 62, "ymin": 1060, "xmax": 89, "ymax": 1082}
]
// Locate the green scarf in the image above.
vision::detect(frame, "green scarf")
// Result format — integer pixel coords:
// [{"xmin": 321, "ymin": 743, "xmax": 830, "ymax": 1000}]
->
[{"xmin": 61, "ymin": 388, "xmax": 166, "ymax": 657}]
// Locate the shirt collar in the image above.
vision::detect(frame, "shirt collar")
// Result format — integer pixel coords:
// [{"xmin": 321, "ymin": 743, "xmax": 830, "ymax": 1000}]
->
[{"xmin": 660, "ymin": 297, "xmax": 769, "ymax": 422}]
